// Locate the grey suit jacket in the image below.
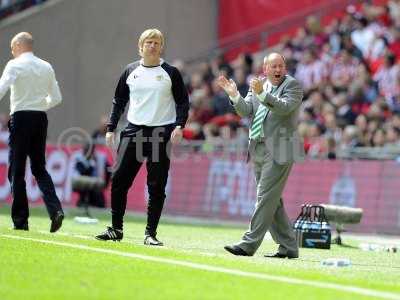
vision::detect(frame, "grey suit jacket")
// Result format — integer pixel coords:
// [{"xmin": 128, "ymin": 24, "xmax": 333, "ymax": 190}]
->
[{"xmin": 233, "ymin": 74, "xmax": 305, "ymax": 164}]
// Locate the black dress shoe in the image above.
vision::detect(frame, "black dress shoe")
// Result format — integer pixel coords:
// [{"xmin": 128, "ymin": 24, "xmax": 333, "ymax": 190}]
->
[
  {"xmin": 50, "ymin": 211, "xmax": 64, "ymax": 233},
  {"xmin": 264, "ymin": 252, "xmax": 299, "ymax": 259},
  {"xmin": 224, "ymin": 245, "xmax": 251, "ymax": 256},
  {"xmin": 14, "ymin": 223, "xmax": 29, "ymax": 231}
]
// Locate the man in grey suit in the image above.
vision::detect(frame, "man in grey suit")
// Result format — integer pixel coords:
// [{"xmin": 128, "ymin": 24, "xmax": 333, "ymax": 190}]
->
[{"xmin": 217, "ymin": 53, "xmax": 304, "ymax": 258}]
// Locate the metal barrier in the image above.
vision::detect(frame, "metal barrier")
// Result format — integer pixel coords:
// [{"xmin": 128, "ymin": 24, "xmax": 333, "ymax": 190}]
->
[
  {"xmin": 338, "ymin": 146, "xmax": 400, "ymax": 160},
  {"xmin": 177, "ymin": 141, "xmax": 400, "ymax": 161}
]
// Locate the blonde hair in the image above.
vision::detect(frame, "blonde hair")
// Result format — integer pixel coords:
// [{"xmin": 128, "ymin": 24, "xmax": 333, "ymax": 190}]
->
[{"xmin": 138, "ymin": 28, "xmax": 164, "ymax": 56}]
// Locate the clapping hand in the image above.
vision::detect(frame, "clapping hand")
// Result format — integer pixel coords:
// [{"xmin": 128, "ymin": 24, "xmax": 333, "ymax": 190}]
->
[
  {"xmin": 250, "ymin": 77, "xmax": 264, "ymax": 95},
  {"xmin": 216, "ymin": 76, "xmax": 239, "ymax": 98}
]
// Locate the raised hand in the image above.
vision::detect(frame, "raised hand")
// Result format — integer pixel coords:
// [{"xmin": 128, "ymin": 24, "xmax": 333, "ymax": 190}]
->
[{"xmin": 216, "ymin": 75, "xmax": 239, "ymax": 98}]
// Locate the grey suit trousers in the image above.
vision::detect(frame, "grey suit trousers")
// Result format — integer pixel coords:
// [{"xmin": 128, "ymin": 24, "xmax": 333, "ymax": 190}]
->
[{"xmin": 237, "ymin": 142, "xmax": 298, "ymax": 256}]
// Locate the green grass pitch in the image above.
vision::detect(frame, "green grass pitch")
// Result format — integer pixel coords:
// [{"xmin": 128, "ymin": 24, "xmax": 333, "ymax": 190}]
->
[{"xmin": 0, "ymin": 205, "xmax": 399, "ymax": 300}]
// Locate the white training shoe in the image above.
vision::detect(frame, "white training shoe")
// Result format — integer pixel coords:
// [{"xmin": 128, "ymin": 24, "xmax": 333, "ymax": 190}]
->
[{"xmin": 144, "ymin": 235, "xmax": 164, "ymax": 246}]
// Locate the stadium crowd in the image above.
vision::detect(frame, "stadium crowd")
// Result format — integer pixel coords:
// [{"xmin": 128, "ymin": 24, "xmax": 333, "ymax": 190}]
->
[
  {"xmin": 175, "ymin": 0, "xmax": 400, "ymax": 159},
  {"xmin": 0, "ymin": 0, "xmax": 45, "ymax": 20},
  {"xmin": 2, "ymin": 1, "xmax": 400, "ymax": 160}
]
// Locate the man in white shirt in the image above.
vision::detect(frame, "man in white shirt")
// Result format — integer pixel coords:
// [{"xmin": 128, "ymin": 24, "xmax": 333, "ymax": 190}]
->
[{"xmin": 0, "ymin": 32, "xmax": 64, "ymax": 232}]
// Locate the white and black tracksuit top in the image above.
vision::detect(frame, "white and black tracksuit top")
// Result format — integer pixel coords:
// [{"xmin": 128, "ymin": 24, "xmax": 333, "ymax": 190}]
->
[{"xmin": 107, "ymin": 59, "xmax": 189, "ymax": 132}]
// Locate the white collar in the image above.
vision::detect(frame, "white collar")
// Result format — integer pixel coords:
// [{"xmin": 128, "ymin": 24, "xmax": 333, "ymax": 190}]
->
[
  {"xmin": 18, "ymin": 52, "xmax": 34, "ymax": 58},
  {"xmin": 265, "ymin": 75, "xmax": 287, "ymax": 90},
  {"xmin": 140, "ymin": 58, "xmax": 164, "ymax": 67}
]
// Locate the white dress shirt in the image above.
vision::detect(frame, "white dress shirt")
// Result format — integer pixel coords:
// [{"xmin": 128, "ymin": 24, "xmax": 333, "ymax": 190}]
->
[{"xmin": 0, "ymin": 52, "xmax": 62, "ymax": 114}]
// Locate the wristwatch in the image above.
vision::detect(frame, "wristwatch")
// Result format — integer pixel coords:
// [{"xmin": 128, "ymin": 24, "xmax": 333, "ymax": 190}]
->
[{"xmin": 176, "ymin": 125, "xmax": 182, "ymax": 129}]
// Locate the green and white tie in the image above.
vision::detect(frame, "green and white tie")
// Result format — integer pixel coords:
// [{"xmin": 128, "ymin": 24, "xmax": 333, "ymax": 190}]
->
[{"xmin": 249, "ymin": 86, "xmax": 276, "ymax": 140}]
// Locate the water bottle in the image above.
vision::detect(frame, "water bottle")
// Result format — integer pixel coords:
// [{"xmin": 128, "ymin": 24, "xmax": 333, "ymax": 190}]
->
[
  {"xmin": 74, "ymin": 216, "xmax": 99, "ymax": 224},
  {"xmin": 360, "ymin": 243, "xmax": 377, "ymax": 251},
  {"xmin": 321, "ymin": 258, "xmax": 351, "ymax": 267},
  {"xmin": 385, "ymin": 245, "xmax": 398, "ymax": 253}
]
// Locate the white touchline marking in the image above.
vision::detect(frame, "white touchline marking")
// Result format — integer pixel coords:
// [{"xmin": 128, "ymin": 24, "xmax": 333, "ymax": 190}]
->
[
  {"xmin": 1, "ymin": 234, "xmax": 399, "ymax": 300},
  {"xmin": 38, "ymin": 230, "xmax": 94, "ymax": 240}
]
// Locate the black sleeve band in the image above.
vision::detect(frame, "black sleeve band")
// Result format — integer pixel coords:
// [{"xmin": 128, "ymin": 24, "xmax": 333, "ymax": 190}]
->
[{"xmin": 107, "ymin": 63, "xmax": 137, "ymax": 132}]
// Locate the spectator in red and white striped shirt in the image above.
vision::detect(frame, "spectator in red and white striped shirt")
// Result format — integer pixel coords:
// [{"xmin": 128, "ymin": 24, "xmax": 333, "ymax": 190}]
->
[
  {"xmin": 295, "ymin": 49, "xmax": 327, "ymax": 91},
  {"xmin": 330, "ymin": 49, "xmax": 359, "ymax": 88},
  {"xmin": 374, "ymin": 52, "xmax": 400, "ymax": 99}
]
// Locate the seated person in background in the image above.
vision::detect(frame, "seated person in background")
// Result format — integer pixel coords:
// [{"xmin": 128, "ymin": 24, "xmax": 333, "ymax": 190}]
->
[
  {"xmin": 74, "ymin": 143, "xmax": 110, "ymax": 208},
  {"xmin": 91, "ymin": 115, "xmax": 108, "ymax": 145}
]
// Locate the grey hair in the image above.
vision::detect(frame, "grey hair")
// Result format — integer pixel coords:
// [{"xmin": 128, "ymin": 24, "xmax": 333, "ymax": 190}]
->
[
  {"xmin": 12, "ymin": 32, "xmax": 34, "ymax": 47},
  {"xmin": 264, "ymin": 52, "xmax": 286, "ymax": 64}
]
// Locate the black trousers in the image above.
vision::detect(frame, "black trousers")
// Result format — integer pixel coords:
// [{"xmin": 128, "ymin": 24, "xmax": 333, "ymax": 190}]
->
[
  {"xmin": 111, "ymin": 124, "xmax": 173, "ymax": 236},
  {"xmin": 77, "ymin": 190, "xmax": 106, "ymax": 208},
  {"xmin": 8, "ymin": 111, "xmax": 63, "ymax": 227}
]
